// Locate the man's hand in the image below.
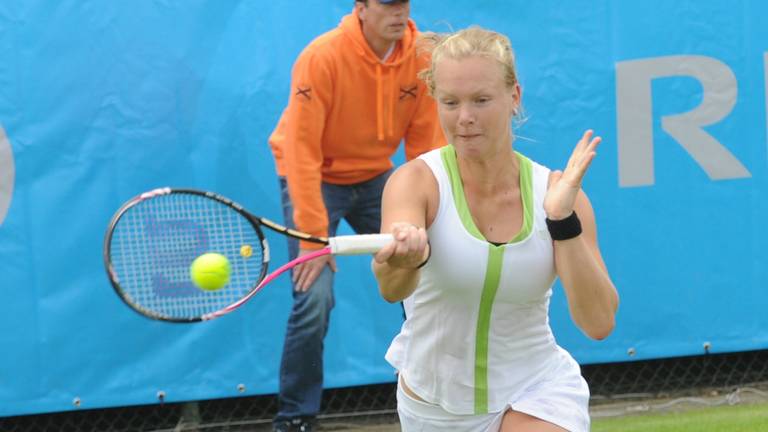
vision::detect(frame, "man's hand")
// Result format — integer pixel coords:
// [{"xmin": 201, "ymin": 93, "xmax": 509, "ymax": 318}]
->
[{"xmin": 292, "ymin": 248, "xmax": 337, "ymax": 292}]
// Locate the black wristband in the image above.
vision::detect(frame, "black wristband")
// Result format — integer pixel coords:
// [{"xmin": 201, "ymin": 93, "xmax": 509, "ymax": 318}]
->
[
  {"xmin": 546, "ymin": 211, "xmax": 582, "ymax": 241},
  {"xmin": 415, "ymin": 241, "xmax": 431, "ymax": 269}
]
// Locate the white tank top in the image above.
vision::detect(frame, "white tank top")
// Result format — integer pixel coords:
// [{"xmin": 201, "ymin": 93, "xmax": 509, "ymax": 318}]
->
[{"xmin": 385, "ymin": 145, "xmax": 569, "ymax": 415}]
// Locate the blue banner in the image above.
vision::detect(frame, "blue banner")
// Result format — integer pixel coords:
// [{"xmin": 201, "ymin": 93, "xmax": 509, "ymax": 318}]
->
[{"xmin": 0, "ymin": 0, "xmax": 766, "ymax": 417}]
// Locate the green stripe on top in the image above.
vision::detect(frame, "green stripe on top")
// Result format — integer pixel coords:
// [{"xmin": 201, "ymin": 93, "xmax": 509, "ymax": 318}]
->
[
  {"xmin": 439, "ymin": 145, "xmax": 535, "ymax": 413},
  {"xmin": 439, "ymin": 145, "xmax": 533, "ymax": 244},
  {"xmin": 474, "ymin": 245, "xmax": 504, "ymax": 413},
  {"xmin": 512, "ymin": 152, "xmax": 534, "ymax": 242}
]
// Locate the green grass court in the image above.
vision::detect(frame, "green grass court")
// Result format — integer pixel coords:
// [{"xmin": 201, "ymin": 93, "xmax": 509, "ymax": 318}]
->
[
  {"xmin": 592, "ymin": 401, "xmax": 768, "ymax": 432},
  {"xmin": 351, "ymin": 400, "xmax": 768, "ymax": 431}
]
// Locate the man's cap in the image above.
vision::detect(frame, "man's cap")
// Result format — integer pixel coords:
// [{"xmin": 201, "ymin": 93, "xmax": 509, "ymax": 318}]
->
[{"xmin": 357, "ymin": 0, "xmax": 409, "ymax": 3}]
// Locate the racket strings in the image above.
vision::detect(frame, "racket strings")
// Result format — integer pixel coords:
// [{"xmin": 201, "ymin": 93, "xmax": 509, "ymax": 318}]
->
[{"xmin": 110, "ymin": 193, "xmax": 265, "ymax": 320}]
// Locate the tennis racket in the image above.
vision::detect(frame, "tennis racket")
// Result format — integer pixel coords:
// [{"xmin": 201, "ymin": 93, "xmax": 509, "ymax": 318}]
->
[{"xmin": 104, "ymin": 187, "xmax": 392, "ymax": 323}]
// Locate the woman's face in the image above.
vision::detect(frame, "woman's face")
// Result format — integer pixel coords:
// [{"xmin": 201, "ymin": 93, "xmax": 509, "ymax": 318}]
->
[{"xmin": 433, "ymin": 55, "xmax": 520, "ymax": 159}]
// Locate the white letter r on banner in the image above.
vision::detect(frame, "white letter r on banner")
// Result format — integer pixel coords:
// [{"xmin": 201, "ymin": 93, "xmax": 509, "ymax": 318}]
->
[{"xmin": 616, "ymin": 55, "xmax": 751, "ymax": 187}]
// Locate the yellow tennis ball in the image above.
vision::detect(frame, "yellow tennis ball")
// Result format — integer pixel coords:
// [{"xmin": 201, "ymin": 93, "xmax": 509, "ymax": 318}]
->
[{"xmin": 190, "ymin": 253, "xmax": 231, "ymax": 291}]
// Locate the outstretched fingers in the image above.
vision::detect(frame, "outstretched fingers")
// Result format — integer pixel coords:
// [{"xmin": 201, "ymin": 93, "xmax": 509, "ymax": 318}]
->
[
  {"xmin": 576, "ymin": 135, "xmax": 600, "ymax": 175},
  {"xmin": 564, "ymin": 131, "xmax": 601, "ymax": 185},
  {"xmin": 567, "ymin": 130, "xmax": 592, "ymax": 168}
]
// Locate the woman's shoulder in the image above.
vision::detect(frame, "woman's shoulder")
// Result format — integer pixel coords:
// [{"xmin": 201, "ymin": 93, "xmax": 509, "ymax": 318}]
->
[
  {"xmin": 385, "ymin": 156, "xmax": 441, "ymax": 203},
  {"xmin": 392, "ymin": 156, "xmax": 435, "ymax": 184}
]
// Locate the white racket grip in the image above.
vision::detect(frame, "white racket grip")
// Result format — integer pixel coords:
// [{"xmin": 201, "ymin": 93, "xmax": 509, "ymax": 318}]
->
[{"xmin": 329, "ymin": 234, "xmax": 393, "ymax": 255}]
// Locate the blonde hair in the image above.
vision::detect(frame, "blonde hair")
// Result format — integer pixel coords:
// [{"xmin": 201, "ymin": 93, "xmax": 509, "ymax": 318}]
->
[{"xmin": 418, "ymin": 27, "xmax": 519, "ymax": 96}]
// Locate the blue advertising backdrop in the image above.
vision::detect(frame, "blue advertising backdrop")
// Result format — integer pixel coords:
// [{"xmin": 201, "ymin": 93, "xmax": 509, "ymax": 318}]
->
[{"xmin": 0, "ymin": 0, "xmax": 766, "ymax": 417}]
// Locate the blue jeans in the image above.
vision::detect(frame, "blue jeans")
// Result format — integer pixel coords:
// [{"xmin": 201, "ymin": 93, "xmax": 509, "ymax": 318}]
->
[{"xmin": 275, "ymin": 169, "xmax": 392, "ymax": 423}]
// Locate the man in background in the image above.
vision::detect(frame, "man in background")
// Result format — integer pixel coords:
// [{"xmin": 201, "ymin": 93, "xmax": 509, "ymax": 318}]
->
[{"xmin": 267, "ymin": 1, "xmax": 444, "ymax": 430}]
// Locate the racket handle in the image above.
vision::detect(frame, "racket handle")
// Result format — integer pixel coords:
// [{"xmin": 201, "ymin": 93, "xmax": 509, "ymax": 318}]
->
[{"xmin": 329, "ymin": 234, "xmax": 393, "ymax": 255}]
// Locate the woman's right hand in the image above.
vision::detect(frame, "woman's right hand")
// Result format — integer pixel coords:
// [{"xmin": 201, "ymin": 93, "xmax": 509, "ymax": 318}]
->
[{"xmin": 374, "ymin": 222, "xmax": 429, "ymax": 270}]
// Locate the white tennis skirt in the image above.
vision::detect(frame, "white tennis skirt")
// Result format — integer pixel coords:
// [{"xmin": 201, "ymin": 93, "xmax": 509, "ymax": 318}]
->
[{"xmin": 396, "ymin": 355, "xmax": 590, "ymax": 432}]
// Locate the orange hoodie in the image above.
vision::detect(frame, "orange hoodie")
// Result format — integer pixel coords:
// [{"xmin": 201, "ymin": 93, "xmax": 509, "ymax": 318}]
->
[{"xmin": 269, "ymin": 10, "xmax": 445, "ymax": 249}]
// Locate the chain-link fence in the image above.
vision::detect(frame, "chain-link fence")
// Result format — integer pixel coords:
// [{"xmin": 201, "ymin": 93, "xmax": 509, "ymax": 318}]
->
[{"xmin": 2, "ymin": 349, "xmax": 767, "ymax": 431}]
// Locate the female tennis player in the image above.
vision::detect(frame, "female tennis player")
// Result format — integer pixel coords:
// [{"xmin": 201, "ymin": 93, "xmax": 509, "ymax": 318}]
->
[{"xmin": 372, "ymin": 27, "xmax": 619, "ymax": 432}]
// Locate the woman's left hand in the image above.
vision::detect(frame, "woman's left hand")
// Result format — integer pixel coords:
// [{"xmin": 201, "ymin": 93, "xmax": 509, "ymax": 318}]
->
[{"xmin": 543, "ymin": 130, "xmax": 601, "ymax": 220}]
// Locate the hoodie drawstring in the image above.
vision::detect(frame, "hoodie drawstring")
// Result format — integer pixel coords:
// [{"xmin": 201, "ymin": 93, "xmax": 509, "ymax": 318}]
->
[
  {"xmin": 376, "ymin": 64, "xmax": 384, "ymax": 141},
  {"xmin": 376, "ymin": 64, "xmax": 398, "ymax": 141},
  {"xmin": 388, "ymin": 67, "xmax": 396, "ymax": 138}
]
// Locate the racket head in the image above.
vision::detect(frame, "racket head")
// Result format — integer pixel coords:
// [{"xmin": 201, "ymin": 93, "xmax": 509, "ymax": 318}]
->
[{"xmin": 104, "ymin": 188, "xmax": 269, "ymax": 322}]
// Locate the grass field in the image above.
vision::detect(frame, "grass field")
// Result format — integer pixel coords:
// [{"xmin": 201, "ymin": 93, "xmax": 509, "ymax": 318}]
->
[
  {"xmin": 592, "ymin": 401, "xmax": 768, "ymax": 432},
  {"xmin": 321, "ymin": 402, "xmax": 768, "ymax": 432},
  {"xmin": 338, "ymin": 401, "xmax": 768, "ymax": 431}
]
